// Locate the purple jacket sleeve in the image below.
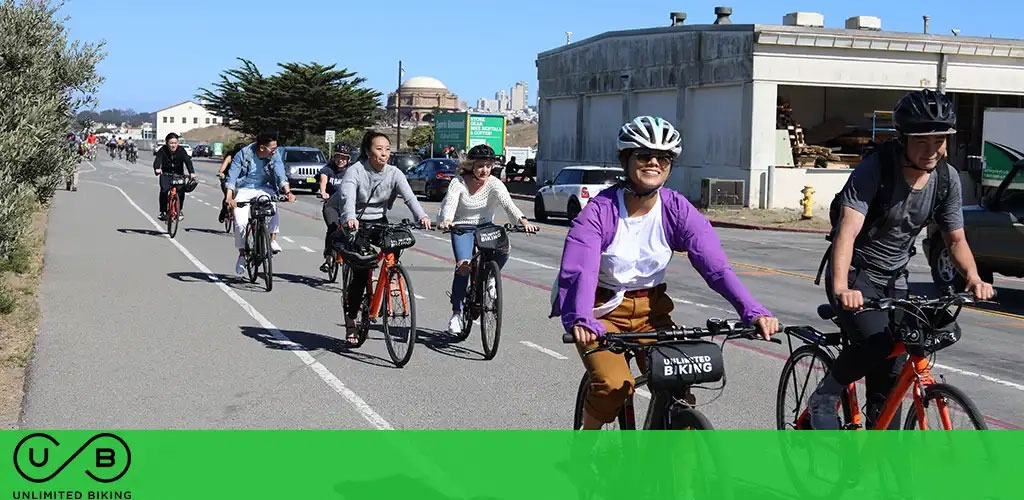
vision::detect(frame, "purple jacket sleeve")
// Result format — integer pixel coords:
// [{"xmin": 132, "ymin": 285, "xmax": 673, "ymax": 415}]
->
[
  {"xmin": 551, "ymin": 202, "xmax": 607, "ymax": 336},
  {"xmin": 671, "ymin": 194, "xmax": 772, "ymax": 324}
]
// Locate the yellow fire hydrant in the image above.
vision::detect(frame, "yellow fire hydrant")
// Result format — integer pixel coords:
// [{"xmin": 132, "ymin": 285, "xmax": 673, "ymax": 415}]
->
[{"xmin": 800, "ymin": 185, "xmax": 815, "ymax": 220}]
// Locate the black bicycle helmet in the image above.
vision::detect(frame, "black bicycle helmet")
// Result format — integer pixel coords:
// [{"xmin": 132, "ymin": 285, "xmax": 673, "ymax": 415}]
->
[
  {"xmin": 333, "ymin": 144, "xmax": 351, "ymax": 156},
  {"xmin": 893, "ymin": 89, "xmax": 957, "ymax": 136},
  {"xmin": 466, "ymin": 144, "xmax": 499, "ymax": 161},
  {"xmin": 183, "ymin": 177, "xmax": 200, "ymax": 193}
]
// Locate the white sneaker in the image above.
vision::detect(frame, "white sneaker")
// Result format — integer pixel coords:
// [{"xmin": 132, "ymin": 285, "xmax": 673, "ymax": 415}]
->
[
  {"xmin": 270, "ymin": 239, "xmax": 282, "ymax": 254},
  {"xmin": 235, "ymin": 255, "xmax": 246, "ymax": 276},
  {"xmin": 447, "ymin": 314, "xmax": 463, "ymax": 335}
]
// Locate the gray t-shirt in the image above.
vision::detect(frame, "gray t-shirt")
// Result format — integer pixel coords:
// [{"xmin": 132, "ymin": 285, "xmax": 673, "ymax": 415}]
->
[
  {"xmin": 838, "ymin": 151, "xmax": 964, "ymax": 287},
  {"xmin": 341, "ymin": 160, "xmax": 427, "ymax": 222}
]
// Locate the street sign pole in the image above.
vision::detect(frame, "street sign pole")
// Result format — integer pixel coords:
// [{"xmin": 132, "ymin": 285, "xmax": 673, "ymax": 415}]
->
[{"xmin": 325, "ymin": 129, "xmax": 336, "ymax": 149}]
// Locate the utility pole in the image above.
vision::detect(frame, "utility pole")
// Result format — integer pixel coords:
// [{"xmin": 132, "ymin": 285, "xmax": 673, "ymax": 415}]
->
[{"xmin": 396, "ymin": 60, "xmax": 402, "ymax": 151}]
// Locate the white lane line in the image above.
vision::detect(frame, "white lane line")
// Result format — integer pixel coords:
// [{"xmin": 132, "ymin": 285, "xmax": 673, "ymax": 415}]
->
[
  {"xmin": 195, "ymin": 199, "xmax": 205, "ymax": 204},
  {"xmin": 520, "ymin": 341, "xmax": 569, "ymax": 360},
  {"xmin": 300, "ymin": 246, "xmax": 316, "ymax": 253},
  {"xmin": 672, "ymin": 297, "xmax": 733, "ymax": 314},
  {"xmin": 933, "ymin": 363, "xmax": 1024, "ymax": 393},
  {"xmin": 282, "ymin": 236, "xmax": 295, "ymax": 243},
  {"xmin": 509, "ymin": 256, "xmax": 556, "ymax": 270},
  {"xmin": 414, "ymin": 294, "xmax": 426, "ymax": 300},
  {"xmin": 89, "ymin": 170, "xmax": 393, "ymax": 430}
]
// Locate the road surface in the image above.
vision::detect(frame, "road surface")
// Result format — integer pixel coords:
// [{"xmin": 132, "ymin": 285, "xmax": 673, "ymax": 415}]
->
[{"xmin": 20, "ymin": 154, "xmax": 1024, "ymax": 430}]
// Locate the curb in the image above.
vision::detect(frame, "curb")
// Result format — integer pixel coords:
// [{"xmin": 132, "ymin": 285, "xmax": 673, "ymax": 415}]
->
[
  {"xmin": 509, "ymin": 192, "xmax": 534, "ymax": 201},
  {"xmin": 708, "ymin": 220, "xmax": 829, "ymax": 235}
]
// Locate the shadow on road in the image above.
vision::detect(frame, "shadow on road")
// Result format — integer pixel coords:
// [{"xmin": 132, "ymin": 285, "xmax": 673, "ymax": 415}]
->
[
  {"xmin": 184, "ymin": 227, "xmax": 231, "ymax": 236},
  {"xmin": 909, "ymin": 281, "xmax": 1024, "ymax": 318},
  {"xmin": 417, "ymin": 328, "xmax": 487, "ymax": 361},
  {"xmin": 239, "ymin": 326, "xmax": 397, "ymax": 369},
  {"xmin": 273, "ymin": 272, "xmax": 344, "ymax": 293},
  {"xmin": 117, "ymin": 228, "xmax": 164, "ymax": 236},
  {"xmin": 167, "ymin": 271, "xmax": 268, "ymax": 292}
]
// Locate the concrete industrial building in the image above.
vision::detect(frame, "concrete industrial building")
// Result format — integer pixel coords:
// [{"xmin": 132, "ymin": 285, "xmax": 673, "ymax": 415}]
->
[
  {"xmin": 535, "ymin": 9, "xmax": 1024, "ymax": 211},
  {"xmin": 155, "ymin": 100, "xmax": 224, "ymax": 141},
  {"xmin": 387, "ymin": 76, "xmax": 460, "ymax": 122},
  {"xmin": 511, "ymin": 81, "xmax": 529, "ymax": 111}
]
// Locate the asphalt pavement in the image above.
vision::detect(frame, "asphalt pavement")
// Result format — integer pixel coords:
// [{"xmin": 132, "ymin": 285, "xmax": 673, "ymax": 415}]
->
[{"xmin": 20, "ymin": 154, "xmax": 1024, "ymax": 430}]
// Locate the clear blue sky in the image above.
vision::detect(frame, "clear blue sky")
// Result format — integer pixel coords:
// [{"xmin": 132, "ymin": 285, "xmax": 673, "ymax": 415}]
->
[{"xmin": 59, "ymin": 0, "xmax": 1022, "ymax": 114}]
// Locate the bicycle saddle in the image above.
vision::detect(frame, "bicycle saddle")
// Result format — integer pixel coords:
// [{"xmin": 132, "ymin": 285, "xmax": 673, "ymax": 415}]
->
[{"xmin": 817, "ymin": 304, "xmax": 837, "ymax": 321}]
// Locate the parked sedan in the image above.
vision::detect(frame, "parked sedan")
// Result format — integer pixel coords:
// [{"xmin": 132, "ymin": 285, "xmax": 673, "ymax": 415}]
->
[
  {"xmin": 406, "ymin": 158, "xmax": 458, "ymax": 201},
  {"xmin": 925, "ymin": 159, "xmax": 1024, "ymax": 290},
  {"xmin": 534, "ymin": 166, "xmax": 624, "ymax": 222},
  {"xmin": 279, "ymin": 146, "xmax": 327, "ymax": 192}
]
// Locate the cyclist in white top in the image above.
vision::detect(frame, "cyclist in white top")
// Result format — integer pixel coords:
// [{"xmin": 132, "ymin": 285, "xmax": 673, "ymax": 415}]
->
[{"xmin": 438, "ymin": 144, "xmax": 539, "ymax": 334}]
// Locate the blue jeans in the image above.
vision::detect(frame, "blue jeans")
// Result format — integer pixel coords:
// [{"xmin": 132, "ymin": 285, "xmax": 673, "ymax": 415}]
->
[{"xmin": 450, "ymin": 228, "xmax": 508, "ymax": 312}]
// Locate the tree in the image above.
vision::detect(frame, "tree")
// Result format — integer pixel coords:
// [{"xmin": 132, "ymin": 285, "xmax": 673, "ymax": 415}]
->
[
  {"xmin": 406, "ymin": 125, "xmax": 434, "ymax": 150},
  {"xmin": 1, "ymin": 0, "xmax": 104, "ymax": 308},
  {"xmin": 197, "ymin": 59, "xmax": 380, "ymax": 145}
]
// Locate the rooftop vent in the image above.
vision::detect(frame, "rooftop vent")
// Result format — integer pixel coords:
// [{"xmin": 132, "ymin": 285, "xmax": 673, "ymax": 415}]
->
[
  {"xmin": 845, "ymin": 16, "xmax": 882, "ymax": 31},
  {"xmin": 783, "ymin": 12, "xmax": 825, "ymax": 28},
  {"xmin": 714, "ymin": 6, "xmax": 732, "ymax": 25},
  {"xmin": 670, "ymin": 11, "xmax": 687, "ymax": 26}
]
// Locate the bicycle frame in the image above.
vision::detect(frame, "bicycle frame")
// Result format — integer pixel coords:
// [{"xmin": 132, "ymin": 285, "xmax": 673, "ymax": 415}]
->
[{"xmin": 361, "ymin": 251, "xmax": 409, "ymax": 320}]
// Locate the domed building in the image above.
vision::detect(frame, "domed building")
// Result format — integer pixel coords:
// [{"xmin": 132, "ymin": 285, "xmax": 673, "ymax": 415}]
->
[{"xmin": 386, "ymin": 76, "xmax": 460, "ymax": 122}]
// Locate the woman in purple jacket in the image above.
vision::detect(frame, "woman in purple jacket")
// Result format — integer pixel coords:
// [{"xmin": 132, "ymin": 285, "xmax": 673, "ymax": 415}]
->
[{"xmin": 550, "ymin": 116, "xmax": 780, "ymax": 430}]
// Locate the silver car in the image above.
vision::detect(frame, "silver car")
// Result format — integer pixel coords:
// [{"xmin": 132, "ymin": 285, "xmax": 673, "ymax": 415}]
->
[{"xmin": 279, "ymin": 146, "xmax": 327, "ymax": 193}]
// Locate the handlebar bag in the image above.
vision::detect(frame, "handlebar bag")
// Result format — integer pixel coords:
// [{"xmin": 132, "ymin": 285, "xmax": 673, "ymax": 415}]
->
[
  {"xmin": 647, "ymin": 340, "xmax": 725, "ymax": 393},
  {"xmin": 474, "ymin": 225, "xmax": 509, "ymax": 252},
  {"xmin": 380, "ymin": 227, "xmax": 416, "ymax": 251}
]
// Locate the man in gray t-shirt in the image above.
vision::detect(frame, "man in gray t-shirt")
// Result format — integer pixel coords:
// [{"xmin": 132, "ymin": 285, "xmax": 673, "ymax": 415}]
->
[
  {"xmin": 807, "ymin": 89, "xmax": 994, "ymax": 431},
  {"xmin": 836, "ymin": 149, "xmax": 964, "ymax": 289}
]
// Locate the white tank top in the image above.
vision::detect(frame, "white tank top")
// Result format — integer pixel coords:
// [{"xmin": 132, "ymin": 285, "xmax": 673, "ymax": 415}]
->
[{"xmin": 593, "ymin": 190, "xmax": 673, "ymax": 318}]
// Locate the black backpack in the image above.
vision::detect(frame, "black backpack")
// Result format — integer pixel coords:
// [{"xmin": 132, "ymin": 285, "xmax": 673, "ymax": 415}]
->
[{"xmin": 814, "ymin": 140, "xmax": 950, "ymax": 285}]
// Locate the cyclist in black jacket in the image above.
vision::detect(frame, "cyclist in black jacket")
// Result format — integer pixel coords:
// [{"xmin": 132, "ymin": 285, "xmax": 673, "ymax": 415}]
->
[{"xmin": 153, "ymin": 132, "xmax": 196, "ymax": 221}]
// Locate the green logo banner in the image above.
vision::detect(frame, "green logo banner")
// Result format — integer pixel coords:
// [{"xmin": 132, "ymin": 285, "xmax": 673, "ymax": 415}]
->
[{"xmin": 2, "ymin": 431, "xmax": 1020, "ymax": 499}]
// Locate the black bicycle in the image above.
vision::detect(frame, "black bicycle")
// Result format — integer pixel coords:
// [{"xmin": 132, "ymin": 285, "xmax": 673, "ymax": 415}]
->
[
  {"xmin": 563, "ymin": 319, "xmax": 778, "ymax": 430},
  {"xmin": 236, "ymin": 194, "xmax": 286, "ymax": 292},
  {"xmin": 441, "ymin": 223, "xmax": 534, "ymax": 360}
]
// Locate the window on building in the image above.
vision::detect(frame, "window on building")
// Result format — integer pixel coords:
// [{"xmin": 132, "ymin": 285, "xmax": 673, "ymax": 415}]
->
[
  {"xmin": 162, "ymin": 117, "xmax": 167, "ymax": 123},
  {"xmin": 181, "ymin": 117, "xmax": 186, "ymax": 124},
  {"xmin": 169, "ymin": 117, "xmax": 174, "ymax": 123},
  {"xmin": 213, "ymin": 118, "xmax": 218, "ymax": 124},
  {"xmin": 205, "ymin": 118, "xmax": 210, "ymax": 124},
  {"xmin": 193, "ymin": 117, "xmax": 198, "ymax": 124}
]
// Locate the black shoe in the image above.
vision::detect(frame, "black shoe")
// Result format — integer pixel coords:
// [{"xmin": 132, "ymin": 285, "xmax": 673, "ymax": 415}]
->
[
  {"xmin": 158, "ymin": 212, "xmax": 167, "ymax": 221},
  {"xmin": 319, "ymin": 261, "xmax": 332, "ymax": 273},
  {"xmin": 218, "ymin": 212, "xmax": 227, "ymax": 223}
]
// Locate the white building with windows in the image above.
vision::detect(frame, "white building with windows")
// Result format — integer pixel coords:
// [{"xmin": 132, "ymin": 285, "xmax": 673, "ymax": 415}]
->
[{"xmin": 155, "ymin": 100, "xmax": 224, "ymax": 141}]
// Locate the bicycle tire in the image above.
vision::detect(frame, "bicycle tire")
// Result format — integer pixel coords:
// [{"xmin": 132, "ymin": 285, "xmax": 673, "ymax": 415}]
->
[
  {"xmin": 261, "ymin": 224, "xmax": 273, "ymax": 292},
  {"xmin": 776, "ymin": 344, "xmax": 841, "ymax": 430},
  {"xmin": 572, "ymin": 372, "xmax": 630, "ymax": 430},
  {"xmin": 903, "ymin": 383, "xmax": 987, "ymax": 430},
  {"xmin": 167, "ymin": 194, "xmax": 180, "ymax": 238},
  {"xmin": 382, "ymin": 264, "xmax": 417, "ymax": 367},
  {"xmin": 480, "ymin": 261, "xmax": 502, "ymax": 360},
  {"xmin": 224, "ymin": 212, "xmax": 233, "ymax": 233},
  {"xmin": 245, "ymin": 225, "xmax": 258, "ymax": 284},
  {"xmin": 667, "ymin": 407, "xmax": 714, "ymax": 430},
  {"xmin": 327, "ymin": 256, "xmax": 339, "ymax": 283}
]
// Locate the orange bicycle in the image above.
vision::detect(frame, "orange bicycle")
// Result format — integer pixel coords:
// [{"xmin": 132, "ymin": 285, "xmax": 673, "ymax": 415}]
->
[
  {"xmin": 164, "ymin": 173, "xmax": 188, "ymax": 238},
  {"xmin": 777, "ymin": 291, "xmax": 987, "ymax": 431},
  {"xmin": 341, "ymin": 220, "xmax": 419, "ymax": 367}
]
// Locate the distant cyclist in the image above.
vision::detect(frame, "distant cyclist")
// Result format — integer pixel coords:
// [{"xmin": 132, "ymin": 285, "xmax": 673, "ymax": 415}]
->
[
  {"xmin": 106, "ymin": 136, "xmax": 117, "ymax": 157},
  {"xmin": 318, "ymin": 145, "xmax": 352, "ymax": 273},
  {"xmin": 224, "ymin": 132, "xmax": 296, "ymax": 276},
  {"xmin": 338, "ymin": 131, "xmax": 431, "ymax": 343},
  {"xmin": 438, "ymin": 144, "xmax": 538, "ymax": 335},
  {"xmin": 153, "ymin": 133, "xmax": 196, "ymax": 221},
  {"xmin": 217, "ymin": 143, "xmax": 245, "ymax": 224},
  {"xmin": 551, "ymin": 116, "xmax": 779, "ymax": 430},
  {"xmin": 116, "ymin": 137, "xmax": 125, "ymax": 159}
]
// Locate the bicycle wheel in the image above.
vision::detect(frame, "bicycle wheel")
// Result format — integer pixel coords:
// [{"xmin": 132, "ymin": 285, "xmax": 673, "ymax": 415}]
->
[
  {"xmin": 776, "ymin": 344, "xmax": 841, "ymax": 430},
  {"xmin": 479, "ymin": 261, "xmax": 502, "ymax": 360},
  {"xmin": 245, "ymin": 225, "xmax": 259, "ymax": 284},
  {"xmin": 327, "ymin": 255, "xmax": 339, "ymax": 283},
  {"xmin": 572, "ymin": 372, "xmax": 632, "ymax": 430},
  {"xmin": 667, "ymin": 407, "xmax": 714, "ymax": 430},
  {"xmin": 167, "ymin": 194, "xmax": 180, "ymax": 238},
  {"xmin": 903, "ymin": 383, "xmax": 987, "ymax": 430},
  {"xmin": 223, "ymin": 211, "xmax": 233, "ymax": 233},
  {"xmin": 261, "ymin": 225, "xmax": 273, "ymax": 292},
  {"xmin": 381, "ymin": 264, "xmax": 417, "ymax": 367}
]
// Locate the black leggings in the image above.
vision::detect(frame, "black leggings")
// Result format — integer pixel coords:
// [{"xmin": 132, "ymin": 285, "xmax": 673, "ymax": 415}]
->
[
  {"xmin": 343, "ymin": 217, "xmax": 386, "ymax": 320},
  {"xmin": 219, "ymin": 179, "xmax": 230, "ymax": 220},
  {"xmin": 826, "ymin": 268, "xmax": 907, "ymax": 428},
  {"xmin": 323, "ymin": 202, "xmax": 343, "ymax": 258}
]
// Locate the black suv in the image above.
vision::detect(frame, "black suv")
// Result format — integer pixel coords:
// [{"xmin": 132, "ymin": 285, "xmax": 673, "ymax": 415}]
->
[{"xmin": 925, "ymin": 159, "xmax": 1024, "ymax": 289}]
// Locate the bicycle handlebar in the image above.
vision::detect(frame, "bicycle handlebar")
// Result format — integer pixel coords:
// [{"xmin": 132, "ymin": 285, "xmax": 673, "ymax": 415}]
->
[
  {"xmin": 359, "ymin": 219, "xmax": 424, "ymax": 231},
  {"xmin": 436, "ymin": 223, "xmax": 537, "ymax": 235},
  {"xmin": 236, "ymin": 194, "xmax": 289, "ymax": 207},
  {"xmin": 860, "ymin": 291, "xmax": 988, "ymax": 313},
  {"xmin": 560, "ymin": 318, "xmax": 781, "ymax": 344}
]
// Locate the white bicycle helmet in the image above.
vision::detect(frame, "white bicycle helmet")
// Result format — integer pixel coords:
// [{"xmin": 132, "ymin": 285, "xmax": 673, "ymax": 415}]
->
[{"xmin": 616, "ymin": 116, "xmax": 682, "ymax": 157}]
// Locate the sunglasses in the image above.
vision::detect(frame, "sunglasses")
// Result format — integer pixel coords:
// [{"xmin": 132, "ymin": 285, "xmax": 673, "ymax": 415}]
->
[{"xmin": 631, "ymin": 150, "xmax": 673, "ymax": 168}]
